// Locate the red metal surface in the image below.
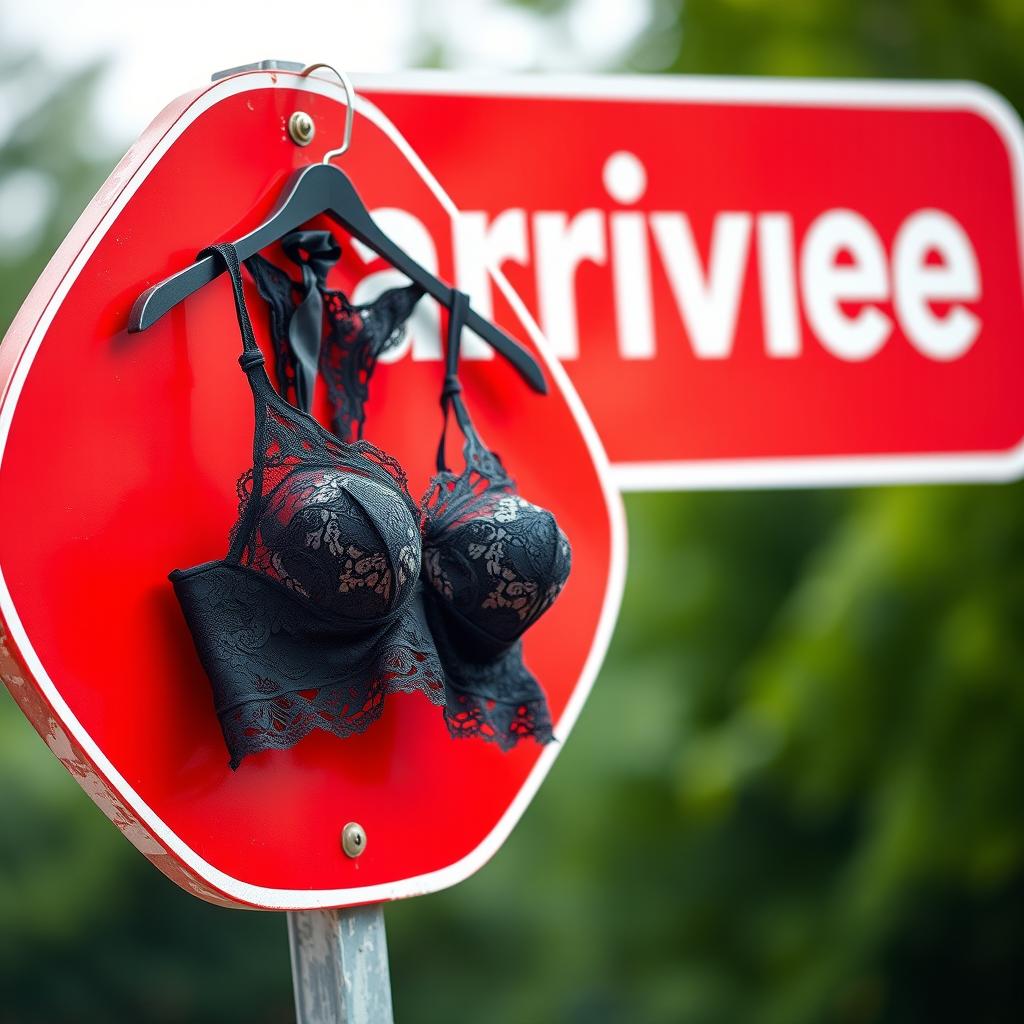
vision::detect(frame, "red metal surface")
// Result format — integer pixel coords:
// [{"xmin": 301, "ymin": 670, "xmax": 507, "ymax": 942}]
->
[
  {"xmin": 0, "ymin": 72, "xmax": 620, "ymax": 908},
  {"xmin": 363, "ymin": 77, "xmax": 1024, "ymax": 482}
]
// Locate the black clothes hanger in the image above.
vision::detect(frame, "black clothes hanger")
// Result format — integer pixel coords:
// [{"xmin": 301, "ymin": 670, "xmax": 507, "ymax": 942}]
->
[{"xmin": 128, "ymin": 65, "xmax": 547, "ymax": 395}]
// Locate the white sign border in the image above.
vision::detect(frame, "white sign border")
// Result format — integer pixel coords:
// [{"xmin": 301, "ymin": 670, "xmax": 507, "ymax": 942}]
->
[
  {"xmin": 0, "ymin": 71, "xmax": 628, "ymax": 910},
  {"xmin": 356, "ymin": 70, "xmax": 1024, "ymax": 491}
]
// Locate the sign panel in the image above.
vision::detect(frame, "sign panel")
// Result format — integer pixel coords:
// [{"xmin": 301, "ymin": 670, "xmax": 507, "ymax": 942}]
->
[
  {"xmin": 0, "ymin": 71, "xmax": 625, "ymax": 909},
  {"xmin": 360, "ymin": 73, "xmax": 1024, "ymax": 489}
]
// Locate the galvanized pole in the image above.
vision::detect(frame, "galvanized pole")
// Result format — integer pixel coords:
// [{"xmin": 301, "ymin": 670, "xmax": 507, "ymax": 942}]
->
[{"xmin": 287, "ymin": 905, "xmax": 395, "ymax": 1024}]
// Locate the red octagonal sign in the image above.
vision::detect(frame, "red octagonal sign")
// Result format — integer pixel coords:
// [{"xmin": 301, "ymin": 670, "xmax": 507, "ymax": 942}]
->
[{"xmin": 0, "ymin": 71, "xmax": 626, "ymax": 908}]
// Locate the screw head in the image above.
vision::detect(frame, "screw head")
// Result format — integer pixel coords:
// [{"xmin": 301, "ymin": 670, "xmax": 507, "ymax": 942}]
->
[
  {"xmin": 341, "ymin": 821, "xmax": 366, "ymax": 858},
  {"xmin": 288, "ymin": 111, "xmax": 316, "ymax": 146}
]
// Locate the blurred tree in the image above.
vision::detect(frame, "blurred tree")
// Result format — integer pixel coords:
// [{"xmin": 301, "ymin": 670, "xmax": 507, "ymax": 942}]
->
[
  {"xmin": 3, "ymin": 3, "xmax": 1024, "ymax": 1023},
  {"xmin": 0, "ymin": 51, "xmax": 114, "ymax": 330},
  {"xmin": 386, "ymin": 3, "xmax": 1024, "ymax": 1024}
]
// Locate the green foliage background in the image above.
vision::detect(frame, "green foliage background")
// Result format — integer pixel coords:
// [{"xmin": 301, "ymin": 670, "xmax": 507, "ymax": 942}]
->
[{"xmin": 2, "ymin": 2, "xmax": 1023, "ymax": 1021}]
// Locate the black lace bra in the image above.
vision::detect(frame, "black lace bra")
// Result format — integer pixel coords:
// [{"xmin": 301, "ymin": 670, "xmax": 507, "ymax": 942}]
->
[{"xmin": 171, "ymin": 241, "xmax": 571, "ymax": 768}]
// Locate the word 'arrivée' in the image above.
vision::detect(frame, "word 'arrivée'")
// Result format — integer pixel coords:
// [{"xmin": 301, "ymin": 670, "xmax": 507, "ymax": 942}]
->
[{"xmin": 348, "ymin": 150, "xmax": 981, "ymax": 366}]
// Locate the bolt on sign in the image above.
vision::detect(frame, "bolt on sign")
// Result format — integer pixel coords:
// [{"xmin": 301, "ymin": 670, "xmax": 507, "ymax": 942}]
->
[
  {"xmin": 0, "ymin": 70, "xmax": 626, "ymax": 909},
  {"xmin": 359, "ymin": 73, "xmax": 1024, "ymax": 490}
]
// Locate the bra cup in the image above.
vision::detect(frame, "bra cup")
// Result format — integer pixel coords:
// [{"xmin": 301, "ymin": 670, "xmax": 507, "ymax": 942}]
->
[
  {"xmin": 423, "ymin": 496, "xmax": 572, "ymax": 649},
  {"xmin": 253, "ymin": 468, "xmax": 421, "ymax": 621}
]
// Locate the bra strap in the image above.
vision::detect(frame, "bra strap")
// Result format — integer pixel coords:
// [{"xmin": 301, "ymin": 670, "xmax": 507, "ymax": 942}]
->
[
  {"xmin": 196, "ymin": 242, "xmax": 268, "ymax": 565},
  {"xmin": 196, "ymin": 242, "xmax": 266, "ymax": 376},
  {"xmin": 437, "ymin": 289, "xmax": 483, "ymax": 472}
]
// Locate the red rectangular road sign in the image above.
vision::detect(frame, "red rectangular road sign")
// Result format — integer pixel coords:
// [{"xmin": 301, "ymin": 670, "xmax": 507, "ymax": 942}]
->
[{"xmin": 360, "ymin": 73, "xmax": 1024, "ymax": 489}]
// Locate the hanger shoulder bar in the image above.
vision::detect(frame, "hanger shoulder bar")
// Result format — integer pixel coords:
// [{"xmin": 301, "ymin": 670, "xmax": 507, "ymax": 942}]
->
[
  {"xmin": 128, "ymin": 164, "xmax": 547, "ymax": 392},
  {"xmin": 129, "ymin": 257, "xmax": 220, "ymax": 331},
  {"xmin": 128, "ymin": 166, "xmax": 327, "ymax": 332},
  {"xmin": 348, "ymin": 224, "xmax": 547, "ymax": 393},
  {"xmin": 464, "ymin": 307, "xmax": 547, "ymax": 393}
]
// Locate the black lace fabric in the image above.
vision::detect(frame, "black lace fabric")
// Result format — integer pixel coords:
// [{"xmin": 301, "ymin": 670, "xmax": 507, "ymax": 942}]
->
[
  {"xmin": 418, "ymin": 290, "xmax": 572, "ymax": 749},
  {"xmin": 246, "ymin": 231, "xmax": 424, "ymax": 442},
  {"xmin": 243, "ymin": 260, "xmax": 573, "ymax": 751},
  {"xmin": 171, "ymin": 244, "xmax": 443, "ymax": 768},
  {"xmin": 175, "ymin": 244, "xmax": 572, "ymax": 765},
  {"xmin": 320, "ymin": 285, "xmax": 424, "ymax": 441},
  {"xmin": 421, "ymin": 424, "xmax": 572, "ymax": 748}
]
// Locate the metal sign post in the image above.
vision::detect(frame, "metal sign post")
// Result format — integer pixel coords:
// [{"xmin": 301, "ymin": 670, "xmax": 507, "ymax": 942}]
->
[{"xmin": 288, "ymin": 906, "xmax": 395, "ymax": 1024}]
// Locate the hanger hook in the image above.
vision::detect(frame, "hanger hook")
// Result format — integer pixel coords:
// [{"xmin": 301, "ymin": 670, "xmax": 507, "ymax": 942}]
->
[{"xmin": 300, "ymin": 63, "xmax": 355, "ymax": 164}]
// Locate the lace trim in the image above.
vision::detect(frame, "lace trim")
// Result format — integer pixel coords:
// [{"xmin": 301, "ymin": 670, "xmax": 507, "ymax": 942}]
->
[
  {"xmin": 441, "ymin": 641, "xmax": 555, "ymax": 750},
  {"xmin": 421, "ymin": 428, "xmax": 571, "ymax": 750},
  {"xmin": 172, "ymin": 559, "xmax": 446, "ymax": 768},
  {"xmin": 321, "ymin": 285, "xmax": 425, "ymax": 441},
  {"xmin": 219, "ymin": 639, "xmax": 446, "ymax": 768}
]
